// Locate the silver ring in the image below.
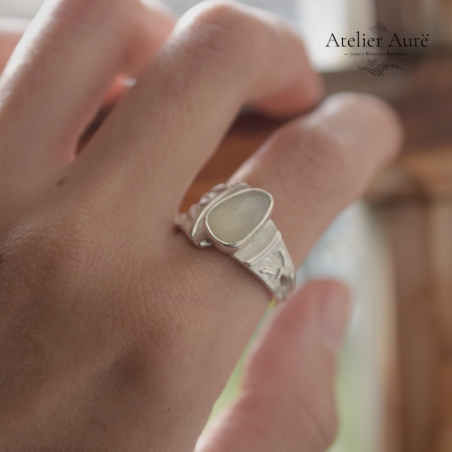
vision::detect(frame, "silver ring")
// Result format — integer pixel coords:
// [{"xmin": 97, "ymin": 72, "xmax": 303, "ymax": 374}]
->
[{"xmin": 176, "ymin": 182, "xmax": 296, "ymax": 302}]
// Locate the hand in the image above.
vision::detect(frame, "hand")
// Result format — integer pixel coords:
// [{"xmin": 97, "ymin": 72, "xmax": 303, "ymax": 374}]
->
[{"xmin": 0, "ymin": 1, "xmax": 403, "ymax": 451}]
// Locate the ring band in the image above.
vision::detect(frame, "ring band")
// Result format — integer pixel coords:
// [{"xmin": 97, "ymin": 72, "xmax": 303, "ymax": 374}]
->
[{"xmin": 177, "ymin": 182, "xmax": 296, "ymax": 302}]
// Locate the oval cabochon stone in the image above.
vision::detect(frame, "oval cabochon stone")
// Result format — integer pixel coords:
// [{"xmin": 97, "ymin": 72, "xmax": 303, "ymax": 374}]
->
[{"xmin": 205, "ymin": 189, "xmax": 272, "ymax": 244}]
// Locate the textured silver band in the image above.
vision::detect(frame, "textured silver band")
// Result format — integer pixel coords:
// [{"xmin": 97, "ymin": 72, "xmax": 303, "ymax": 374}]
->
[{"xmin": 176, "ymin": 182, "xmax": 296, "ymax": 301}]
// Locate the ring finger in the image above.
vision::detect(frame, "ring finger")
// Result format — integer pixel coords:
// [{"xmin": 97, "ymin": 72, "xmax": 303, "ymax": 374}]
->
[
  {"xmin": 170, "ymin": 92, "xmax": 403, "ymax": 356},
  {"xmin": 230, "ymin": 92, "xmax": 403, "ymax": 263}
]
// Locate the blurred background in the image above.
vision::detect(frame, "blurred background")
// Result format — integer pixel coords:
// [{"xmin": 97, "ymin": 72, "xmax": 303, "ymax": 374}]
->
[
  {"xmin": 1, "ymin": 1, "xmax": 451, "ymax": 452},
  {"xmin": 0, "ymin": 0, "xmax": 375, "ymax": 70}
]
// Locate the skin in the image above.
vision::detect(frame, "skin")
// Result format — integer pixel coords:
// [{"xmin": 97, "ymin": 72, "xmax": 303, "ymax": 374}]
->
[{"xmin": 0, "ymin": 0, "xmax": 403, "ymax": 451}]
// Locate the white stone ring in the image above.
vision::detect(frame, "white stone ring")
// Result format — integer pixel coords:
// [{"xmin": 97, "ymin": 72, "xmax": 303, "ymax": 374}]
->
[{"xmin": 176, "ymin": 182, "xmax": 296, "ymax": 302}]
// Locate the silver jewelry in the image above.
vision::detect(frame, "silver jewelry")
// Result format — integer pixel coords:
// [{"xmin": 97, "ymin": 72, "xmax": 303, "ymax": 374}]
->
[{"xmin": 177, "ymin": 182, "xmax": 296, "ymax": 301}]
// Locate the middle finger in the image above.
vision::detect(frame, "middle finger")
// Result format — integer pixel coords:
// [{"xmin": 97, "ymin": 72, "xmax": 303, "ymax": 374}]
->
[{"xmin": 74, "ymin": 1, "xmax": 322, "ymax": 217}]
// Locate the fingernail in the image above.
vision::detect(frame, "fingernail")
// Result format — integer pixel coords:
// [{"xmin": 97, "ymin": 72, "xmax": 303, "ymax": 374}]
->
[{"xmin": 317, "ymin": 283, "xmax": 351, "ymax": 351}]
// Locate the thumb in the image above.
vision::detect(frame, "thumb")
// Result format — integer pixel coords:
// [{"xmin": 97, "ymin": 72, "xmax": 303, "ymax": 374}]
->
[{"xmin": 196, "ymin": 280, "xmax": 351, "ymax": 452}]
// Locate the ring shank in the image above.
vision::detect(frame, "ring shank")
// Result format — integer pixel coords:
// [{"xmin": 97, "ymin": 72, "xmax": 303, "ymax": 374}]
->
[{"xmin": 233, "ymin": 219, "xmax": 295, "ymax": 301}]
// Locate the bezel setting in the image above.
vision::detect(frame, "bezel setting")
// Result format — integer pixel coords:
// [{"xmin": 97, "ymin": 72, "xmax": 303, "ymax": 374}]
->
[{"xmin": 203, "ymin": 188, "xmax": 274, "ymax": 254}]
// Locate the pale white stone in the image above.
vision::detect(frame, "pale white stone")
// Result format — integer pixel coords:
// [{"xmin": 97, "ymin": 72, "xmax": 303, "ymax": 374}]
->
[{"xmin": 206, "ymin": 190, "xmax": 271, "ymax": 244}]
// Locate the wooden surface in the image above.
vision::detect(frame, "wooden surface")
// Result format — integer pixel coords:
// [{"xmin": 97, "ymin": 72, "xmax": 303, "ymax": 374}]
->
[
  {"xmin": 325, "ymin": 54, "xmax": 452, "ymax": 452},
  {"xmin": 378, "ymin": 197, "xmax": 452, "ymax": 452},
  {"xmin": 379, "ymin": 200, "xmax": 440, "ymax": 452},
  {"xmin": 185, "ymin": 52, "xmax": 452, "ymax": 452},
  {"xmin": 332, "ymin": 53, "xmax": 452, "ymax": 452}
]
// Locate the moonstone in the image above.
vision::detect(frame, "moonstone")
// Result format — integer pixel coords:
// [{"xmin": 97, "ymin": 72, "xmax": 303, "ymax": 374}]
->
[{"xmin": 206, "ymin": 190, "xmax": 272, "ymax": 244}]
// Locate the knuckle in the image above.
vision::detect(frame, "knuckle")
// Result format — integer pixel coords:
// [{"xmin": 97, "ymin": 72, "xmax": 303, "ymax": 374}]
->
[
  {"xmin": 309, "ymin": 400, "xmax": 338, "ymax": 447},
  {"xmin": 237, "ymin": 390, "xmax": 338, "ymax": 450},
  {"xmin": 331, "ymin": 91, "xmax": 393, "ymax": 122},
  {"xmin": 275, "ymin": 119, "xmax": 362, "ymax": 199},
  {"xmin": 236, "ymin": 396, "xmax": 273, "ymax": 441},
  {"xmin": 114, "ymin": 245, "xmax": 209, "ymax": 359},
  {"xmin": 0, "ymin": 207, "xmax": 97, "ymax": 307},
  {"xmin": 304, "ymin": 126, "xmax": 352, "ymax": 178},
  {"xmin": 308, "ymin": 410, "xmax": 338, "ymax": 449},
  {"xmin": 182, "ymin": 0, "xmax": 265, "ymax": 72},
  {"xmin": 126, "ymin": 242, "xmax": 248, "ymax": 371},
  {"xmin": 289, "ymin": 389, "xmax": 338, "ymax": 449},
  {"xmin": 124, "ymin": 259, "xmax": 185, "ymax": 352},
  {"xmin": 116, "ymin": 254, "xmax": 225, "ymax": 394},
  {"xmin": 49, "ymin": 0, "xmax": 129, "ymax": 28}
]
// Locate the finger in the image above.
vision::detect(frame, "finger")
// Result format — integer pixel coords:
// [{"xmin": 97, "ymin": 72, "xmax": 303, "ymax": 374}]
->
[
  {"xmin": 0, "ymin": 18, "xmax": 28, "ymax": 72},
  {"xmin": 197, "ymin": 280, "xmax": 350, "ymax": 452},
  {"xmin": 229, "ymin": 92, "xmax": 404, "ymax": 263},
  {"xmin": 0, "ymin": 0, "xmax": 175, "ymax": 187},
  {"xmin": 74, "ymin": 0, "xmax": 323, "ymax": 212}
]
